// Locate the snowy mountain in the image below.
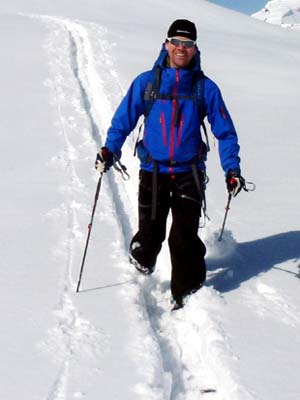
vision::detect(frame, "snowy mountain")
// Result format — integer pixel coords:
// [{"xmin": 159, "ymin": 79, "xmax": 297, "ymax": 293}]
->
[
  {"xmin": 253, "ymin": 0, "xmax": 300, "ymax": 28},
  {"xmin": 1, "ymin": 1, "xmax": 300, "ymax": 399}
]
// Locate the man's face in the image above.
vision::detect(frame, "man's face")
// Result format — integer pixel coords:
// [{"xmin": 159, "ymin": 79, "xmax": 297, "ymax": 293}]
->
[{"xmin": 165, "ymin": 36, "xmax": 196, "ymax": 69}]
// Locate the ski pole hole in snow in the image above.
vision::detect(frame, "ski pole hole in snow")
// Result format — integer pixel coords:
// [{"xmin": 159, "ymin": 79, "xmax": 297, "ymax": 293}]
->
[{"xmin": 204, "ymin": 228, "xmax": 237, "ymax": 259}]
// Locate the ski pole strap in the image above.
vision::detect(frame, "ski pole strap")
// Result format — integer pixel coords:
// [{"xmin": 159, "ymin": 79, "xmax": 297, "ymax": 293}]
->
[
  {"xmin": 243, "ymin": 181, "xmax": 256, "ymax": 192},
  {"xmin": 112, "ymin": 154, "xmax": 130, "ymax": 180}
]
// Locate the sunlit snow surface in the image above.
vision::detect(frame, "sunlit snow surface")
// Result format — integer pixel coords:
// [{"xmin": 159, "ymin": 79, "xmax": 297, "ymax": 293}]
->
[{"xmin": 1, "ymin": 1, "xmax": 300, "ymax": 399}]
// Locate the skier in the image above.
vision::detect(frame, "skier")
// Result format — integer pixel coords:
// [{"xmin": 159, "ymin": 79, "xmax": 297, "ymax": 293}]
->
[{"xmin": 96, "ymin": 19, "xmax": 244, "ymax": 309}]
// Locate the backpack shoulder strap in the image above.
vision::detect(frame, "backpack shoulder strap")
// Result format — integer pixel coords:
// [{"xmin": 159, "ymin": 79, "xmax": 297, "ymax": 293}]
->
[
  {"xmin": 134, "ymin": 66, "xmax": 162, "ymax": 156},
  {"xmin": 193, "ymin": 71, "xmax": 210, "ymax": 152},
  {"xmin": 143, "ymin": 66, "xmax": 162, "ymax": 118},
  {"xmin": 192, "ymin": 70, "xmax": 206, "ymax": 117}
]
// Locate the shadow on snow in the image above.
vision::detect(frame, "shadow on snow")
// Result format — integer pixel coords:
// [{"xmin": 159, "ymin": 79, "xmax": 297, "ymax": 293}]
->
[{"xmin": 207, "ymin": 230, "xmax": 300, "ymax": 292}]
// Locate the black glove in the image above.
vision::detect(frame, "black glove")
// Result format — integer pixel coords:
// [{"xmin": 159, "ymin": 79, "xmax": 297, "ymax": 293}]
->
[
  {"xmin": 226, "ymin": 170, "xmax": 245, "ymax": 197},
  {"xmin": 95, "ymin": 147, "xmax": 114, "ymax": 173}
]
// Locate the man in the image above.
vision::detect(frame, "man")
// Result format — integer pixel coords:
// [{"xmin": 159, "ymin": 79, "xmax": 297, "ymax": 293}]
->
[{"xmin": 96, "ymin": 19, "xmax": 244, "ymax": 309}]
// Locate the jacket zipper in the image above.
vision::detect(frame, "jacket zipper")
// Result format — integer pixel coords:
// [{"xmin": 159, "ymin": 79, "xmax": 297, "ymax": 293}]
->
[{"xmin": 169, "ymin": 69, "xmax": 180, "ymax": 167}]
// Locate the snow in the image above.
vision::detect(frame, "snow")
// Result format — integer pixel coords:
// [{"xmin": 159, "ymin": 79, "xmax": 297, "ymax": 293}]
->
[
  {"xmin": 1, "ymin": 1, "xmax": 300, "ymax": 399},
  {"xmin": 253, "ymin": 0, "xmax": 300, "ymax": 29}
]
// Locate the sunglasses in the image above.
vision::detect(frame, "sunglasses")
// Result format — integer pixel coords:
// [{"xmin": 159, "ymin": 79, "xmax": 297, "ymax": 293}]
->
[{"xmin": 167, "ymin": 37, "xmax": 196, "ymax": 49}]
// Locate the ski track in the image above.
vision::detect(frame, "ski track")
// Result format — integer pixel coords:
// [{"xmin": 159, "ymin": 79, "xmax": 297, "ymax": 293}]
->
[
  {"xmin": 27, "ymin": 14, "xmax": 115, "ymax": 400},
  {"xmin": 25, "ymin": 13, "xmax": 254, "ymax": 400}
]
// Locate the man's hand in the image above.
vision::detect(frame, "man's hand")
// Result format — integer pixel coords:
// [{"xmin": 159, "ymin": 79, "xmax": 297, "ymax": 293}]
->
[
  {"xmin": 95, "ymin": 147, "xmax": 114, "ymax": 173},
  {"xmin": 226, "ymin": 170, "xmax": 245, "ymax": 197}
]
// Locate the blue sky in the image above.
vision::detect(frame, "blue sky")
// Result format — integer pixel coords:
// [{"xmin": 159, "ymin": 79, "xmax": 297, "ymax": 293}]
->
[{"xmin": 208, "ymin": 0, "xmax": 267, "ymax": 14}]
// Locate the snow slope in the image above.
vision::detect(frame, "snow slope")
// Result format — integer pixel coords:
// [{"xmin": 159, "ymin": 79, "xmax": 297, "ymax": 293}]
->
[
  {"xmin": 253, "ymin": 0, "xmax": 300, "ymax": 28},
  {"xmin": 1, "ymin": 1, "xmax": 300, "ymax": 399}
]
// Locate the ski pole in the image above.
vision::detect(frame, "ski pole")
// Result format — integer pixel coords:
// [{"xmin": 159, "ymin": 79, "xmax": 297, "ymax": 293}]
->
[
  {"xmin": 218, "ymin": 193, "xmax": 232, "ymax": 242},
  {"xmin": 76, "ymin": 173, "xmax": 103, "ymax": 292}
]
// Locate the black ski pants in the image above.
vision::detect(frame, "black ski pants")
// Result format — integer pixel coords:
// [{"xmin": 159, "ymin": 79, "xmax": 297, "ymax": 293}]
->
[{"xmin": 130, "ymin": 169, "xmax": 206, "ymax": 301}]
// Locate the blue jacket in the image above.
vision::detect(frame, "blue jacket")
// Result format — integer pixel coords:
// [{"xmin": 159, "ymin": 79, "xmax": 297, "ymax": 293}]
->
[{"xmin": 105, "ymin": 45, "xmax": 240, "ymax": 175}]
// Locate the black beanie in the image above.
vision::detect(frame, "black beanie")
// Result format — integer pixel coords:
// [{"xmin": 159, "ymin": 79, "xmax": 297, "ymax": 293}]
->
[{"xmin": 167, "ymin": 19, "xmax": 197, "ymax": 41}]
